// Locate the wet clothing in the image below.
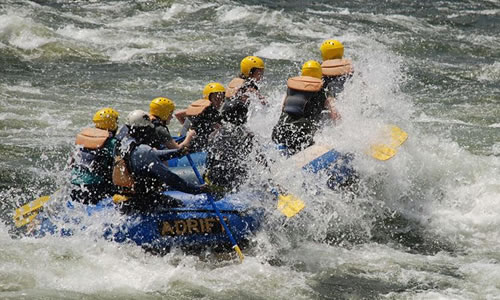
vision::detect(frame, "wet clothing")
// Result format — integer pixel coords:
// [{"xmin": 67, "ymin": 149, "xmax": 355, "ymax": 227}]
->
[
  {"xmin": 115, "ymin": 125, "xmax": 129, "ymax": 143},
  {"xmin": 321, "ymin": 59, "xmax": 353, "ymax": 98},
  {"xmin": 226, "ymin": 77, "xmax": 260, "ymax": 103},
  {"xmin": 239, "ymin": 79, "xmax": 259, "ymax": 97},
  {"xmin": 179, "ymin": 119, "xmax": 192, "ymax": 136},
  {"xmin": 205, "ymin": 123, "xmax": 254, "ymax": 192},
  {"xmin": 272, "ymin": 83, "xmax": 327, "ymax": 155},
  {"xmin": 221, "ymin": 100, "xmax": 248, "ymax": 126},
  {"xmin": 115, "ymin": 132, "xmax": 201, "ymax": 197},
  {"xmin": 323, "ymin": 74, "xmax": 352, "ymax": 98},
  {"xmin": 128, "ymin": 144, "xmax": 201, "ymax": 195},
  {"xmin": 151, "ymin": 118, "xmax": 173, "ymax": 149},
  {"xmin": 115, "ymin": 125, "xmax": 163, "ymax": 150},
  {"xmin": 70, "ymin": 184, "xmax": 115, "ymax": 205},
  {"xmin": 71, "ymin": 132, "xmax": 117, "ymax": 204},
  {"xmin": 189, "ymin": 105, "xmax": 221, "ymax": 152},
  {"xmin": 119, "ymin": 119, "xmax": 183, "ymax": 161},
  {"xmin": 205, "ymin": 100, "xmax": 259, "ymax": 192}
]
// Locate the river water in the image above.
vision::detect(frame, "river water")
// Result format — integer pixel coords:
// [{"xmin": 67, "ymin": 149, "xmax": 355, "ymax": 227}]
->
[{"xmin": 1, "ymin": 0, "xmax": 499, "ymax": 299}]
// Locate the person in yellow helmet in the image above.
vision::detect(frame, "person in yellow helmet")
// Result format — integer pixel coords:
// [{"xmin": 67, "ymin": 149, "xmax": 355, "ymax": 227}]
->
[
  {"xmin": 148, "ymin": 97, "xmax": 195, "ymax": 151},
  {"xmin": 225, "ymin": 56, "xmax": 267, "ymax": 106},
  {"xmin": 202, "ymin": 82, "xmax": 226, "ymax": 110},
  {"xmin": 70, "ymin": 107, "xmax": 120, "ymax": 204},
  {"xmin": 272, "ymin": 60, "xmax": 340, "ymax": 155},
  {"xmin": 320, "ymin": 39, "xmax": 354, "ymax": 98},
  {"xmin": 174, "ymin": 82, "xmax": 225, "ymax": 127},
  {"xmin": 178, "ymin": 82, "xmax": 225, "ymax": 151}
]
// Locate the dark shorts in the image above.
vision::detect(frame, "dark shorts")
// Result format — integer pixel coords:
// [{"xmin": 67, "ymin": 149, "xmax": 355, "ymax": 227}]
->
[{"xmin": 272, "ymin": 118, "xmax": 316, "ymax": 155}]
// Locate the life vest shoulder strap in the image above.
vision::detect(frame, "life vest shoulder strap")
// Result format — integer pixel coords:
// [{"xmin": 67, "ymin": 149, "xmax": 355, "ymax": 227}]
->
[
  {"xmin": 186, "ymin": 99, "xmax": 211, "ymax": 117},
  {"xmin": 287, "ymin": 76, "xmax": 323, "ymax": 92},
  {"xmin": 321, "ymin": 59, "xmax": 354, "ymax": 77},
  {"xmin": 225, "ymin": 78, "xmax": 245, "ymax": 98},
  {"xmin": 75, "ymin": 128, "xmax": 110, "ymax": 149}
]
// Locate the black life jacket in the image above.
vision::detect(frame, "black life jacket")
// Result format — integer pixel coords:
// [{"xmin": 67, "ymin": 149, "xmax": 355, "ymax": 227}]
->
[
  {"xmin": 271, "ymin": 76, "xmax": 327, "ymax": 154},
  {"xmin": 187, "ymin": 101, "xmax": 221, "ymax": 151},
  {"xmin": 321, "ymin": 59, "xmax": 354, "ymax": 97},
  {"xmin": 225, "ymin": 77, "xmax": 258, "ymax": 102},
  {"xmin": 150, "ymin": 117, "xmax": 173, "ymax": 149},
  {"xmin": 282, "ymin": 76, "xmax": 325, "ymax": 121}
]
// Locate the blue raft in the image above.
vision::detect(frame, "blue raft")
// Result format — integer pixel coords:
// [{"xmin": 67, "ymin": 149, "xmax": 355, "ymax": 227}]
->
[
  {"xmin": 33, "ymin": 190, "xmax": 265, "ymax": 254},
  {"xmin": 31, "ymin": 146, "xmax": 354, "ymax": 254},
  {"xmin": 168, "ymin": 152, "xmax": 206, "ymax": 168},
  {"xmin": 168, "ymin": 147, "xmax": 357, "ymax": 190}
]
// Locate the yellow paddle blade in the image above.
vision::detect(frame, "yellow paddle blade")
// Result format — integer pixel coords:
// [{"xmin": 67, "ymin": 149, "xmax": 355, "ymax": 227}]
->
[
  {"xmin": 368, "ymin": 125, "xmax": 408, "ymax": 161},
  {"xmin": 370, "ymin": 144, "xmax": 397, "ymax": 161},
  {"xmin": 14, "ymin": 211, "xmax": 40, "ymax": 228},
  {"xmin": 277, "ymin": 194, "xmax": 305, "ymax": 218},
  {"xmin": 13, "ymin": 195, "xmax": 51, "ymax": 228},
  {"xmin": 388, "ymin": 125, "xmax": 408, "ymax": 148}
]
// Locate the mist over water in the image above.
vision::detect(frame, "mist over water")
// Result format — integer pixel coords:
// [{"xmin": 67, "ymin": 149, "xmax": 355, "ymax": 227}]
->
[{"xmin": 1, "ymin": 0, "xmax": 499, "ymax": 298}]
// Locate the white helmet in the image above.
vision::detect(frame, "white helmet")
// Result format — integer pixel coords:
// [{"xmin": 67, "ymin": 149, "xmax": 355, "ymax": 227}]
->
[{"xmin": 126, "ymin": 110, "xmax": 153, "ymax": 128}]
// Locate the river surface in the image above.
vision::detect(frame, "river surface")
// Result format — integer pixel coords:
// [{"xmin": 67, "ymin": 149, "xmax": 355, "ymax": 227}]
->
[{"xmin": 1, "ymin": 0, "xmax": 499, "ymax": 299}]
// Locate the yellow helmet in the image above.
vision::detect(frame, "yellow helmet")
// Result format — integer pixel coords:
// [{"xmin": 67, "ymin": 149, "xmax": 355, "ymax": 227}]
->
[
  {"xmin": 149, "ymin": 97, "xmax": 175, "ymax": 121},
  {"xmin": 240, "ymin": 56, "xmax": 265, "ymax": 77},
  {"xmin": 301, "ymin": 60, "xmax": 323, "ymax": 79},
  {"xmin": 320, "ymin": 39, "xmax": 344, "ymax": 61},
  {"xmin": 202, "ymin": 82, "xmax": 225, "ymax": 100},
  {"xmin": 93, "ymin": 107, "xmax": 119, "ymax": 131}
]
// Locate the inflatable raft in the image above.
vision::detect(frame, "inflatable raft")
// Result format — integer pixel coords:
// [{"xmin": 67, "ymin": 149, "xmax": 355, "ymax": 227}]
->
[
  {"xmin": 29, "ymin": 145, "xmax": 354, "ymax": 254},
  {"xmin": 31, "ymin": 190, "xmax": 265, "ymax": 254},
  {"xmin": 168, "ymin": 151, "xmax": 206, "ymax": 168},
  {"xmin": 168, "ymin": 145, "xmax": 357, "ymax": 190}
]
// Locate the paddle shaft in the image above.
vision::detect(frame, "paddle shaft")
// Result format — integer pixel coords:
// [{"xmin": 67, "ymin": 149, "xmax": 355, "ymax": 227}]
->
[{"xmin": 186, "ymin": 154, "xmax": 244, "ymax": 262}]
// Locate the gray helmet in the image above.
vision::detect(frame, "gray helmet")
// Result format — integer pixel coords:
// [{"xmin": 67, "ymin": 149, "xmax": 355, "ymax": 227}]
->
[{"xmin": 126, "ymin": 110, "xmax": 153, "ymax": 128}]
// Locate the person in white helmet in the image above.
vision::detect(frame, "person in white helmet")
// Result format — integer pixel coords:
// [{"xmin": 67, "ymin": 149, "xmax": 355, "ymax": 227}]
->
[{"xmin": 112, "ymin": 110, "xmax": 214, "ymax": 209}]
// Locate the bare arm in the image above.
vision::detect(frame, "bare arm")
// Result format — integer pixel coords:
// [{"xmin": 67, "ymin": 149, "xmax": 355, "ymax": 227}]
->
[
  {"xmin": 280, "ymin": 94, "xmax": 286, "ymax": 110},
  {"xmin": 247, "ymin": 87, "xmax": 268, "ymax": 105},
  {"xmin": 165, "ymin": 139, "xmax": 181, "ymax": 150},
  {"xmin": 177, "ymin": 129, "xmax": 196, "ymax": 148},
  {"xmin": 165, "ymin": 129, "xmax": 196, "ymax": 150},
  {"xmin": 324, "ymin": 96, "xmax": 341, "ymax": 121},
  {"xmin": 174, "ymin": 109, "xmax": 187, "ymax": 125}
]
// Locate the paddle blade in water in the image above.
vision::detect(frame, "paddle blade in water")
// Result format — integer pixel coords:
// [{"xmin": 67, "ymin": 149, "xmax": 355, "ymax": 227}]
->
[
  {"xmin": 277, "ymin": 194, "xmax": 305, "ymax": 218},
  {"xmin": 370, "ymin": 144, "xmax": 397, "ymax": 161},
  {"xmin": 13, "ymin": 195, "xmax": 50, "ymax": 227},
  {"xmin": 368, "ymin": 125, "xmax": 408, "ymax": 161},
  {"xmin": 388, "ymin": 125, "xmax": 408, "ymax": 148}
]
